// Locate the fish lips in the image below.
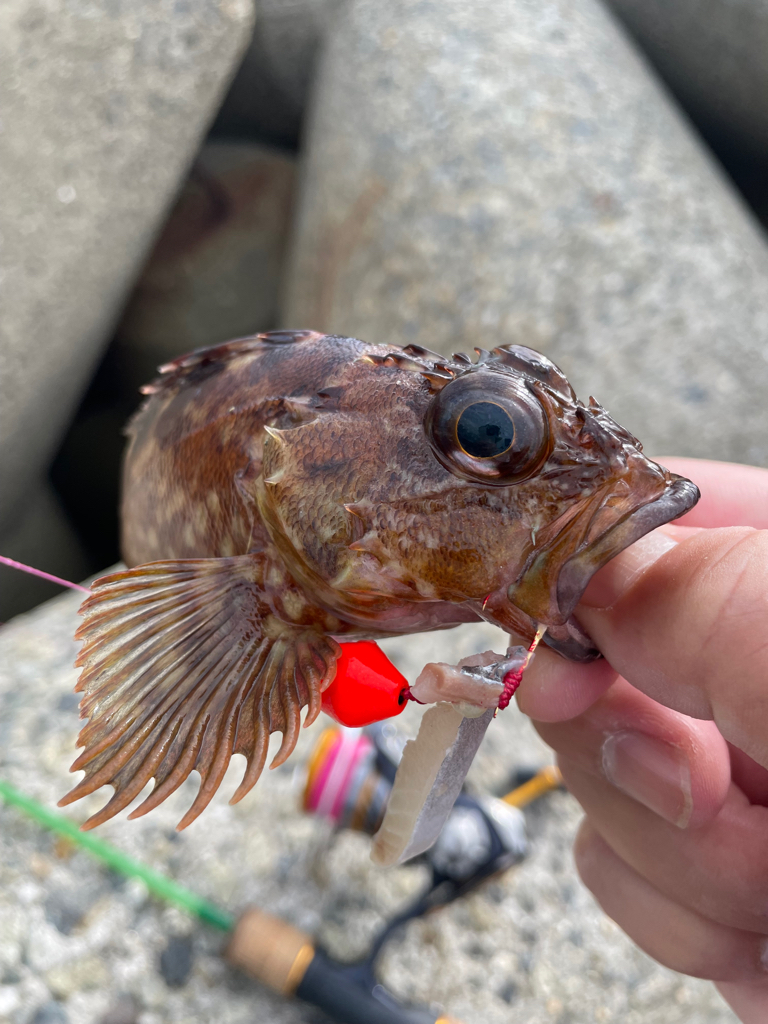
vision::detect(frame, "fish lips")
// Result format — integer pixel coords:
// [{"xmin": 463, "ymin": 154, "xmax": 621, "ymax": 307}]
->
[
  {"xmin": 557, "ymin": 473, "xmax": 700, "ymax": 621},
  {"xmin": 512, "ymin": 473, "xmax": 700, "ymax": 661}
]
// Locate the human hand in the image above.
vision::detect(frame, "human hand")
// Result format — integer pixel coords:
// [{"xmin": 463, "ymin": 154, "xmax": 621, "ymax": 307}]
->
[{"xmin": 517, "ymin": 457, "xmax": 768, "ymax": 1024}]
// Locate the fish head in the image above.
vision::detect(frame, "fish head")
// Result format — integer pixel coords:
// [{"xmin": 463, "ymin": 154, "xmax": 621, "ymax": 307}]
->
[
  {"xmin": 424, "ymin": 345, "xmax": 699, "ymax": 659},
  {"xmin": 257, "ymin": 338, "xmax": 698, "ymax": 660}
]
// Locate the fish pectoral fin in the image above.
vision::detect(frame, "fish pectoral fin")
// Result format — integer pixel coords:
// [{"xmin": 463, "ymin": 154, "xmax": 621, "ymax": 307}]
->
[{"xmin": 59, "ymin": 557, "xmax": 340, "ymax": 830}]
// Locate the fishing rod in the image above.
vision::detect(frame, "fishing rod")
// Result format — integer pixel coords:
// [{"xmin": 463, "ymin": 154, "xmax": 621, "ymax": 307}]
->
[
  {"xmin": 0, "ymin": 779, "xmax": 450, "ymax": 1024},
  {"xmin": 0, "ymin": 754, "xmax": 561, "ymax": 1023},
  {"xmin": 0, "ymin": 766, "xmax": 560, "ymax": 1024}
]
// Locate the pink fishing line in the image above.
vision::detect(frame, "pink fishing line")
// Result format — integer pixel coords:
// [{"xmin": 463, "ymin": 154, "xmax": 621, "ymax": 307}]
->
[{"xmin": 0, "ymin": 555, "xmax": 90, "ymax": 594}]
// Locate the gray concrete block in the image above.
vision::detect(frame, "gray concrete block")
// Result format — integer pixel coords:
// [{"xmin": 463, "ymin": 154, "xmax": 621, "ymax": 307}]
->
[
  {"xmin": 114, "ymin": 142, "xmax": 296, "ymax": 394},
  {"xmin": 605, "ymin": 0, "xmax": 768, "ymax": 164},
  {"xmin": 0, "ymin": 592, "xmax": 736, "ymax": 1022},
  {"xmin": 0, "ymin": 0, "xmax": 255, "ymax": 542},
  {"xmin": 282, "ymin": 0, "xmax": 768, "ymax": 467}
]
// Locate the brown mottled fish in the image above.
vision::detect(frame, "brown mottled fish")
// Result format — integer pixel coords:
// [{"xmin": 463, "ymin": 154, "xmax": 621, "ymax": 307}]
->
[{"xmin": 60, "ymin": 331, "xmax": 698, "ymax": 829}]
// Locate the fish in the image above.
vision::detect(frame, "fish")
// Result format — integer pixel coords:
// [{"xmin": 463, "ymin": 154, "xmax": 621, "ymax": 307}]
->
[{"xmin": 60, "ymin": 330, "xmax": 698, "ymax": 829}]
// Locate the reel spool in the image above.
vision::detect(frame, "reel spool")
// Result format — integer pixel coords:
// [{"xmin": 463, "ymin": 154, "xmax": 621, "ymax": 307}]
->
[{"xmin": 303, "ymin": 727, "xmax": 390, "ymax": 835}]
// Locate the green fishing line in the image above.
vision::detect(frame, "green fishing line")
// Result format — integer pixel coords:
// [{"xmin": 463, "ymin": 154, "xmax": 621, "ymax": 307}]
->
[{"xmin": 0, "ymin": 779, "xmax": 235, "ymax": 932}]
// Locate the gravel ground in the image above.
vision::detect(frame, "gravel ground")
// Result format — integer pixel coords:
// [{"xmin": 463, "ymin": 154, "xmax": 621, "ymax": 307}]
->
[{"xmin": 0, "ymin": 587, "xmax": 736, "ymax": 1024}]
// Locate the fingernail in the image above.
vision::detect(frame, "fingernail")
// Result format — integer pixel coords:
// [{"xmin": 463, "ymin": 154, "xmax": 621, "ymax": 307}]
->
[
  {"xmin": 602, "ymin": 730, "xmax": 692, "ymax": 828},
  {"xmin": 581, "ymin": 530, "xmax": 678, "ymax": 610}
]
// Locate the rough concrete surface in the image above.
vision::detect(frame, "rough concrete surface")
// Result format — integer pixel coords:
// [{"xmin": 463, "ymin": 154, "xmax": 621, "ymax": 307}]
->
[
  {"xmin": 0, "ymin": 589, "xmax": 735, "ymax": 1023},
  {"xmin": 282, "ymin": 0, "xmax": 768, "ymax": 469},
  {"xmin": 0, "ymin": 0, "xmax": 254, "ymax": 547}
]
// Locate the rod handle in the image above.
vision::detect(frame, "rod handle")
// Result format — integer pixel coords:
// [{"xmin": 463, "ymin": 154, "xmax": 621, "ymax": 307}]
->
[{"xmin": 225, "ymin": 907, "xmax": 314, "ymax": 995}]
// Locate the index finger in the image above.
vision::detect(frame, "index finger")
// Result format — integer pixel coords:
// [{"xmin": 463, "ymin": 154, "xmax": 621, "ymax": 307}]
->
[
  {"xmin": 655, "ymin": 457, "xmax": 768, "ymax": 529},
  {"xmin": 577, "ymin": 527, "xmax": 768, "ymax": 765},
  {"xmin": 520, "ymin": 458, "xmax": 768, "ymax": 725}
]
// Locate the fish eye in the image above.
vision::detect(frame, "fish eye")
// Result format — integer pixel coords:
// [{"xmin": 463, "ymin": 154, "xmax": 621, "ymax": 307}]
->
[
  {"xmin": 456, "ymin": 401, "xmax": 515, "ymax": 458},
  {"xmin": 425, "ymin": 371, "xmax": 550, "ymax": 484}
]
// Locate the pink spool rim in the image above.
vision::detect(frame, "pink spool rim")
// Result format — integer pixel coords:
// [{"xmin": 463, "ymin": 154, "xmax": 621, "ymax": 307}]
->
[
  {"xmin": 305, "ymin": 731, "xmax": 343, "ymax": 814},
  {"xmin": 308, "ymin": 730, "xmax": 373, "ymax": 823}
]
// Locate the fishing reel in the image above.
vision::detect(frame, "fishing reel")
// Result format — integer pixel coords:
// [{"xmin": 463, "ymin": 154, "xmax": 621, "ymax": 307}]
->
[
  {"xmin": 228, "ymin": 722, "xmax": 536, "ymax": 1024},
  {"xmin": 255, "ymin": 721, "xmax": 530, "ymax": 1021},
  {"xmin": 303, "ymin": 722, "xmax": 529, "ymax": 894}
]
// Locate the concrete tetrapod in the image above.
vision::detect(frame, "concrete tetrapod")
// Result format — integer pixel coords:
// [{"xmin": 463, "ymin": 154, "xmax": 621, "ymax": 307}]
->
[
  {"xmin": 0, "ymin": 0, "xmax": 255, "ymax": 616},
  {"xmin": 282, "ymin": 0, "xmax": 768, "ymax": 466}
]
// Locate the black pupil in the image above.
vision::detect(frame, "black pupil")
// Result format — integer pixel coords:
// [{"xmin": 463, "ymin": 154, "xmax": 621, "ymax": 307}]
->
[{"xmin": 456, "ymin": 402, "xmax": 515, "ymax": 458}]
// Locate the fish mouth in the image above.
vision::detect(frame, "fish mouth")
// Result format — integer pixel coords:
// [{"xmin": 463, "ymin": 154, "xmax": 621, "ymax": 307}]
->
[
  {"xmin": 557, "ymin": 474, "xmax": 700, "ymax": 621},
  {"xmin": 507, "ymin": 471, "xmax": 700, "ymax": 662}
]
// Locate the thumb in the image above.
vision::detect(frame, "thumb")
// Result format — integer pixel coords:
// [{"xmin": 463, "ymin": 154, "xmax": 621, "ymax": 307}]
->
[{"xmin": 577, "ymin": 525, "xmax": 768, "ymax": 766}]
